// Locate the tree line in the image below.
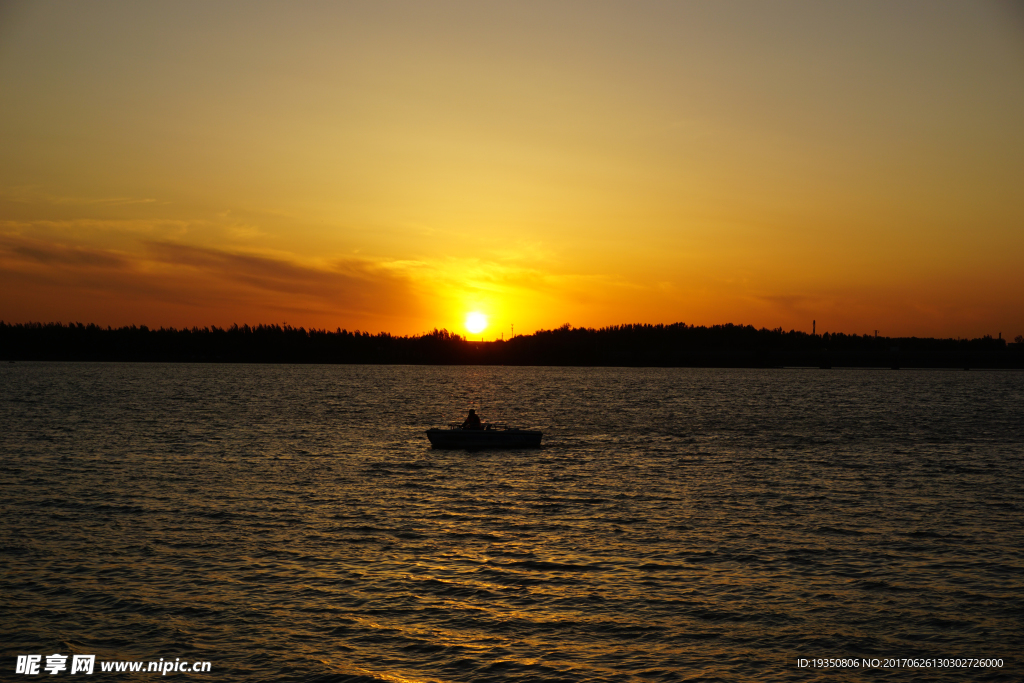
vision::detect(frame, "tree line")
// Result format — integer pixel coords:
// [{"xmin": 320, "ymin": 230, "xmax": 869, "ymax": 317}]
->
[{"xmin": 1, "ymin": 321, "xmax": 1021, "ymax": 368}]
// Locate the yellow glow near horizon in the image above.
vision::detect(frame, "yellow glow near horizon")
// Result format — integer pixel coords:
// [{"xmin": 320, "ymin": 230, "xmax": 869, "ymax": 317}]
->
[{"xmin": 465, "ymin": 312, "xmax": 488, "ymax": 335}]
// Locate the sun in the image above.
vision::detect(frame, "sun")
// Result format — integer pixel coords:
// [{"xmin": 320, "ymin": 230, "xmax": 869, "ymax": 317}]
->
[{"xmin": 465, "ymin": 312, "xmax": 488, "ymax": 335}]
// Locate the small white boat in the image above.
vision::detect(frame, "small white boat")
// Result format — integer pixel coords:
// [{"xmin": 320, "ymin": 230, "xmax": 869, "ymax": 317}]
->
[{"xmin": 426, "ymin": 422, "xmax": 543, "ymax": 449}]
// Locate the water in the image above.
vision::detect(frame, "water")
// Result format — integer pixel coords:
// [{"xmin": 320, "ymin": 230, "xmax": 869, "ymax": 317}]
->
[{"xmin": 2, "ymin": 363, "xmax": 1022, "ymax": 681}]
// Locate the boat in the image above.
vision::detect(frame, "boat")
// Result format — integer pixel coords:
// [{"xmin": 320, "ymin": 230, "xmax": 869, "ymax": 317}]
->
[{"xmin": 426, "ymin": 421, "xmax": 543, "ymax": 449}]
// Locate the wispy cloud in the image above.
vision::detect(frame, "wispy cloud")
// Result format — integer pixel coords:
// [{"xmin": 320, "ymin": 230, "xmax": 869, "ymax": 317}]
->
[
  {"xmin": 0, "ymin": 234, "xmax": 131, "ymax": 269},
  {"xmin": 0, "ymin": 186, "xmax": 159, "ymax": 206},
  {"xmin": 144, "ymin": 241, "xmax": 418, "ymax": 315},
  {"xmin": 0, "ymin": 234, "xmax": 421, "ymax": 329}
]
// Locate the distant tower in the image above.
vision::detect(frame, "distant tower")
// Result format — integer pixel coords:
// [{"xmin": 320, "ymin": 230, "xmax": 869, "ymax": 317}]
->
[{"xmin": 813, "ymin": 320, "xmax": 816, "ymax": 336}]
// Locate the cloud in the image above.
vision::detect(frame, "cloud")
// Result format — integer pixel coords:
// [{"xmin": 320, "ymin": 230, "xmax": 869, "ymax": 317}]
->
[
  {"xmin": 0, "ymin": 233, "xmax": 131, "ymax": 269},
  {"xmin": 753, "ymin": 293, "xmax": 819, "ymax": 315},
  {"xmin": 0, "ymin": 186, "xmax": 158, "ymax": 207},
  {"xmin": 0, "ymin": 234, "xmax": 421, "ymax": 329},
  {"xmin": 143, "ymin": 241, "xmax": 418, "ymax": 316}
]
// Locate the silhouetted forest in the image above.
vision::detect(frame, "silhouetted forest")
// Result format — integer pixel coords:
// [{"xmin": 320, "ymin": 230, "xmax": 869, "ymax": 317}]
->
[{"xmin": 2, "ymin": 321, "xmax": 1021, "ymax": 368}]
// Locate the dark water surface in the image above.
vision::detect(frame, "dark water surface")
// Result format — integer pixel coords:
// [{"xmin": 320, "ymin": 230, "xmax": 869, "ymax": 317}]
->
[{"xmin": 2, "ymin": 363, "xmax": 1022, "ymax": 681}]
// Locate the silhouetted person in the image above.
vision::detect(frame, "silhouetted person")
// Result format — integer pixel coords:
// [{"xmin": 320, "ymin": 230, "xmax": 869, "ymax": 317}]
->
[{"xmin": 462, "ymin": 409, "xmax": 482, "ymax": 430}]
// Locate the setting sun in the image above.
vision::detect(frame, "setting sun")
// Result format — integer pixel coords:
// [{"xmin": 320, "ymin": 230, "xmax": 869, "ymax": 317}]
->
[{"xmin": 465, "ymin": 312, "xmax": 488, "ymax": 335}]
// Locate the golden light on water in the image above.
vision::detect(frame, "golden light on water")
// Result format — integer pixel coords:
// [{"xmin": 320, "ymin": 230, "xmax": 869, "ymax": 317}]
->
[{"xmin": 465, "ymin": 312, "xmax": 488, "ymax": 335}]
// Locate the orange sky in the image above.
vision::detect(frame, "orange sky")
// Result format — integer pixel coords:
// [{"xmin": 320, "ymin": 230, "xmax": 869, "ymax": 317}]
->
[{"xmin": 1, "ymin": 1, "xmax": 1022, "ymax": 339}]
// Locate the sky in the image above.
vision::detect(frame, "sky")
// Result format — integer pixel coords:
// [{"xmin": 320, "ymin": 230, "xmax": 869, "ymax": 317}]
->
[{"xmin": 1, "ymin": 1, "xmax": 1022, "ymax": 339}]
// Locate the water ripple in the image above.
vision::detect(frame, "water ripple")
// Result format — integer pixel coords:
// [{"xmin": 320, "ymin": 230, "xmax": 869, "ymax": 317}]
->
[{"xmin": 1, "ymin": 364, "xmax": 1021, "ymax": 681}]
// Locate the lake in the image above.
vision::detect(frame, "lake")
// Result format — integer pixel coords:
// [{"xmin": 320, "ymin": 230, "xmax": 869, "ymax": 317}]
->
[{"xmin": 1, "ymin": 363, "xmax": 1021, "ymax": 681}]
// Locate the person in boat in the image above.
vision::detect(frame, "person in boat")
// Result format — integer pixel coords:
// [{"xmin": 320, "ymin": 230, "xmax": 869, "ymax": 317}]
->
[{"xmin": 461, "ymin": 409, "xmax": 482, "ymax": 430}]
